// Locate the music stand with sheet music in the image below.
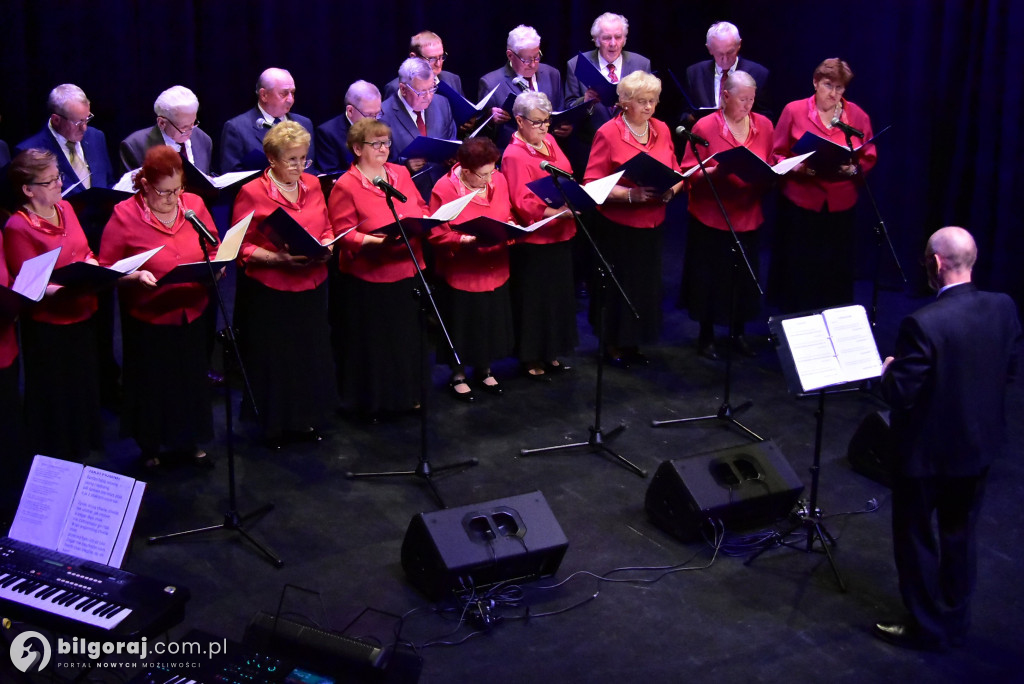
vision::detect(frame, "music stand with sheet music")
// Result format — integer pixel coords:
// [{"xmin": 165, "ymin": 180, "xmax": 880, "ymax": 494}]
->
[{"xmin": 744, "ymin": 305, "xmax": 883, "ymax": 591}]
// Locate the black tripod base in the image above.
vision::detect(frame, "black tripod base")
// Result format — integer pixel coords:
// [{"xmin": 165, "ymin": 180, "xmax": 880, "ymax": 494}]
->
[
  {"xmin": 744, "ymin": 503, "xmax": 846, "ymax": 592},
  {"xmin": 651, "ymin": 400, "xmax": 764, "ymax": 442},
  {"xmin": 148, "ymin": 502, "xmax": 283, "ymax": 568},
  {"xmin": 520, "ymin": 424, "xmax": 646, "ymax": 477},
  {"xmin": 346, "ymin": 457, "xmax": 479, "ymax": 509}
]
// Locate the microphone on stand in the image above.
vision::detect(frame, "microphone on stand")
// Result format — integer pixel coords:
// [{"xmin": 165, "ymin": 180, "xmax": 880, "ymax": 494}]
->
[
  {"xmin": 829, "ymin": 117, "xmax": 865, "ymax": 139},
  {"xmin": 512, "ymin": 76, "xmax": 530, "ymax": 93},
  {"xmin": 674, "ymin": 125, "xmax": 710, "ymax": 147},
  {"xmin": 539, "ymin": 161, "xmax": 574, "ymax": 180},
  {"xmin": 372, "ymin": 176, "xmax": 408, "ymax": 203},
  {"xmin": 183, "ymin": 209, "xmax": 218, "ymax": 245}
]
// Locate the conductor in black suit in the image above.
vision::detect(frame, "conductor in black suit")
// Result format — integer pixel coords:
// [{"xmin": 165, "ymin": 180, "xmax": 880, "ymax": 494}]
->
[
  {"xmin": 684, "ymin": 21, "xmax": 770, "ymax": 119},
  {"xmin": 876, "ymin": 226, "xmax": 1021, "ymax": 651},
  {"xmin": 120, "ymin": 85, "xmax": 214, "ymax": 173}
]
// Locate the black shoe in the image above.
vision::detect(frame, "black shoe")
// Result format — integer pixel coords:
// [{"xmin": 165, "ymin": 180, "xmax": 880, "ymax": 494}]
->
[
  {"xmin": 478, "ymin": 374, "xmax": 504, "ymax": 396},
  {"xmin": 733, "ymin": 336, "xmax": 757, "ymax": 357},
  {"xmin": 698, "ymin": 342, "xmax": 719, "ymax": 361},
  {"xmin": 448, "ymin": 379, "xmax": 475, "ymax": 402},
  {"xmin": 191, "ymin": 449, "xmax": 215, "ymax": 469},
  {"xmin": 871, "ymin": 622, "xmax": 948, "ymax": 652},
  {"xmin": 546, "ymin": 360, "xmax": 572, "ymax": 373},
  {"xmin": 604, "ymin": 353, "xmax": 630, "ymax": 369},
  {"xmin": 524, "ymin": 366, "xmax": 552, "ymax": 382}
]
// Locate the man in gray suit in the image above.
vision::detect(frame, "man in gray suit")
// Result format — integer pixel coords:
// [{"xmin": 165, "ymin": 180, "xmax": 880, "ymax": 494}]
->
[
  {"xmin": 684, "ymin": 21, "xmax": 770, "ymax": 119},
  {"xmin": 383, "ymin": 31, "xmax": 463, "ymax": 100},
  {"xmin": 120, "ymin": 85, "xmax": 213, "ymax": 173}
]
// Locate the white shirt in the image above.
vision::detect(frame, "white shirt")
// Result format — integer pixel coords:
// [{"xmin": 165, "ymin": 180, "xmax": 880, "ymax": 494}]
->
[{"xmin": 160, "ymin": 130, "xmax": 193, "ymax": 163}]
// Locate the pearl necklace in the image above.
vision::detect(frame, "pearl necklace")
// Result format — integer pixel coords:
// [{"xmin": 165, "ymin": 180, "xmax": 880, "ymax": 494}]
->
[
  {"xmin": 155, "ymin": 208, "xmax": 178, "ymax": 226},
  {"xmin": 623, "ymin": 116, "xmax": 650, "ymax": 140},
  {"xmin": 459, "ymin": 173, "xmax": 486, "ymax": 196},
  {"xmin": 269, "ymin": 170, "xmax": 298, "ymax": 193},
  {"xmin": 28, "ymin": 205, "xmax": 58, "ymax": 221}
]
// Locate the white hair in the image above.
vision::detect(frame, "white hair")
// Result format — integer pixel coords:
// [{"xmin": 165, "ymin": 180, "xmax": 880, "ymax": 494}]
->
[
  {"xmin": 398, "ymin": 57, "xmax": 432, "ymax": 84},
  {"xmin": 507, "ymin": 25, "xmax": 541, "ymax": 53},
  {"xmin": 706, "ymin": 21, "xmax": 741, "ymax": 45},
  {"xmin": 591, "ymin": 13, "xmax": 628, "ymax": 41},
  {"xmin": 345, "ymin": 80, "xmax": 381, "ymax": 107},
  {"xmin": 47, "ymin": 84, "xmax": 89, "ymax": 115},
  {"xmin": 154, "ymin": 86, "xmax": 199, "ymax": 118},
  {"xmin": 512, "ymin": 91, "xmax": 551, "ymax": 118},
  {"xmin": 724, "ymin": 70, "xmax": 756, "ymax": 92}
]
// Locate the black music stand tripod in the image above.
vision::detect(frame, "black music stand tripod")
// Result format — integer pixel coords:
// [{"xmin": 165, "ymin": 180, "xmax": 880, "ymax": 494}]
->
[
  {"xmin": 148, "ymin": 227, "xmax": 283, "ymax": 568},
  {"xmin": 345, "ymin": 190, "xmax": 477, "ymax": 509}
]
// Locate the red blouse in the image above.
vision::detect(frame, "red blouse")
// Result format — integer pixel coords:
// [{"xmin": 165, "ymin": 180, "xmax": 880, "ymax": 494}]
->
[
  {"xmin": 0, "ymin": 231, "xmax": 18, "ymax": 368},
  {"xmin": 233, "ymin": 170, "xmax": 333, "ymax": 292},
  {"xmin": 771, "ymin": 96, "xmax": 877, "ymax": 213},
  {"xmin": 584, "ymin": 115, "xmax": 681, "ymax": 228},
  {"xmin": 428, "ymin": 166, "xmax": 512, "ymax": 293},
  {"xmin": 99, "ymin": 193, "xmax": 215, "ymax": 325},
  {"xmin": 327, "ymin": 163, "xmax": 428, "ymax": 283},
  {"xmin": 682, "ymin": 110, "xmax": 775, "ymax": 232},
  {"xmin": 3, "ymin": 201, "xmax": 98, "ymax": 325},
  {"xmin": 500, "ymin": 133, "xmax": 576, "ymax": 244}
]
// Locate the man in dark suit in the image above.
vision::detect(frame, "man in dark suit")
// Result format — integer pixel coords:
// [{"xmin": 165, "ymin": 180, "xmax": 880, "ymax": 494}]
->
[
  {"xmin": 876, "ymin": 226, "xmax": 1021, "ymax": 651},
  {"xmin": 219, "ymin": 67, "xmax": 315, "ymax": 173},
  {"xmin": 14, "ymin": 84, "xmax": 115, "ymax": 194},
  {"xmin": 120, "ymin": 85, "xmax": 214, "ymax": 173},
  {"xmin": 381, "ymin": 57, "xmax": 456, "ymax": 202},
  {"xmin": 684, "ymin": 21, "xmax": 770, "ymax": 119},
  {"xmin": 315, "ymin": 80, "xmax": 382, "ymax": 174},
  {"xmin": 478, "ymin": 25, "xmax": 567, "ymax": 149},
  {"xmin": 383, "ymin": 31, "xmax": 463, "ymax": 100}
]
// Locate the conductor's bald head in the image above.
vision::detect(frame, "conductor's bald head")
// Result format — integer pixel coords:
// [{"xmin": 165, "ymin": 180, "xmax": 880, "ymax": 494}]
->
[{"xmin": 925, "ymin": 226, "xmax": 976, "ymax": 289}]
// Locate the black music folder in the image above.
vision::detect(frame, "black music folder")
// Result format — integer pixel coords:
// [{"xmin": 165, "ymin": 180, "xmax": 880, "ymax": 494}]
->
[
  {"xmin": 158, "ymin": 211, "xmax": 253, "ymax": 284},
  {"xmin": 259, "ymin": 207, "xmax": 343, "ymax": 259},
  {"xmin": 399, "ymin": 136, "xmax": 462, "ymax": 163},
  {"xmin": 50, "ymin": 246, "xmax": 163, "ymax": 289},
  {"xmin": 616, "ymin": 152, "xmax": 685, "ymax": 194},
  {"xmin": 790, "ymin": 125, "xmax": 889, "ymax": 173},
  {"xmin": 571, "ymin": 51, "xmax": 618, "ymax": 104}
]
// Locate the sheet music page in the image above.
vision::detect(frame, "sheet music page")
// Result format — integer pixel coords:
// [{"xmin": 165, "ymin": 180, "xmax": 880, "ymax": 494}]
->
[
  {"xmin": 518, "ymin": 209, "xmax": 571, "ymax": 233},
  {"xmin": 772, "ymin": 151, "xmax": 815, "ymax": 175},
  {"xmin": 681, "ymin": 154, "xmax": 720, "ymax": 178},
  {"xmin": 113, "ymin": 169, "xmax": 137, "ymax": 192},
  {"xmin": 212, "ymin": 211, "xmax": 254, "ymax": 261},
  {"xmin": 429, "ymin": 192, "xmax": 476, "ymax": 222},
  {"xmin": 475, "ymin": 84, "xmax": 500, "ymax": 109},
  {"xmin": 110, "ymin": 246, "xmax": 164, "ymax": 274},
  {"xmin": 12, "ymin": 247, "xmax": 62, "ymax": 301},
  {"xmin": 210, "ymin": 169, "xmax": 260, "ymax": 189},
  {"xmin": 108, "ymin": 481, "xmax": 146, "ymax": 568},
  {"xmin": 780, "ymin": 314, "xmax": 844, "ymax": 391},
  {"xmin": 823, "ymin": 305, "xmax": 882, "ymax": 382},
  {"xmin": 57, "ymin": 466, "xmax": 139, "ymax": 565},
  {"xmin": 583, "ymin": 171, "xmax": 625, "ymax": 204},
  {"xmin": 8, "ymin": 455, "xmax": 83, "ymax": 550}
]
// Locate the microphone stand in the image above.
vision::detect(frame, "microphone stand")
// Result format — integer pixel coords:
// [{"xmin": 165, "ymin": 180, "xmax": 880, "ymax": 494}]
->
[
  {"xmin": 651, "ymin": 134, "xmax": 764, "ymax": 442},
  {"xmin": 520, "ymin": 169, "xmax": 646, "ymax": 477},
  {"xmin": 346, "ymin": 191, "xmax": 477, "ymax": 509},
  {"xmin": 148, "ymin": 230, "xmax": 283, "ymax": 568}
]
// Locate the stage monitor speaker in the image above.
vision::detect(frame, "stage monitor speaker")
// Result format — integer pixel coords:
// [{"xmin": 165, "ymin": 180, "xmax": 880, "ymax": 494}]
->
[
  {"xmin": 401, "ymin": 491, "xmax": 568, "ymax": 600},
  {"xmin": 645, "ymin": 440, "xmax": 804, "ymax": 542},
  {"xmin": 847, "ymin": 410, "xmax": 894, "ymax": 487}
]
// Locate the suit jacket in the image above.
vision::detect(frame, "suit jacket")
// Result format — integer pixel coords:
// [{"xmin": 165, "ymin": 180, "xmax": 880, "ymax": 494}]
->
[
  {"xmin": 684, "ymin": 57, "xmax": 771, "ymax": 119},
  {"xmin": 219, "ymin": 107, "xmax": 315, "ymax": 173},
  {"xmin": 478, "ymin": 63, "xmax": 564, "ymax": 149},
  {"xmin": 119, "ymin": 125, "xmax": 214, "ymax": 174},
  {"xmin": 882, "ymin": 283, "xmax": 1021, "ymax": 478},
  {"xmin": 564, "ymin": 50, "xmax": 651, "ymax": 129},
  {"xmin": 14, "ymin": 125, "xmax": 115, "ymax": 194},
  {"xmin": 381, "ymin": 92, "xmax": 456, "ymax": 202},
  {"xmin": 383, "ymin": 70, "xmax": 464, "ymax": 101},
  {"xmin": 314, "ymin": 114, "xmax": 353, "ymax": 174},
  {"xmin": 0, "ymin": 140, "xmax": 9, "ymax": 168}
]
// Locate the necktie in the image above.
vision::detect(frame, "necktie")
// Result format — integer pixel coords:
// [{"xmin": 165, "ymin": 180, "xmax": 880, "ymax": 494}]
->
[
  {"xmin": 607, "ymin": 64, "xmax": 618, "ymax": 83},
  {"xmin": 717, "ymin": 69, "xmax": 729, "ymax": 107},
  {"xmin": 178, "ymin": 142, "xmax": 190, "ymax": 166},
  {"xmin": 67, "ymin": 141, "xmax": 91, "ymax": 189},
  {"xmin": 416, "ymin": 111, "xmax": 427, "ymax": 137}
]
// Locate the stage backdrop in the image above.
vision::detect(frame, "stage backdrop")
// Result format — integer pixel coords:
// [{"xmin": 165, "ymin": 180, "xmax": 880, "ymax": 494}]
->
[{"xmin": 1, "ymin": 0, "xmax": 1021, "ymax": 306}]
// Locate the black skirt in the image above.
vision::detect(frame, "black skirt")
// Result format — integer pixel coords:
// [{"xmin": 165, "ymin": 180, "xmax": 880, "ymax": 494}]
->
[
  {"xmin": 20, "ymin": 317, "xmax": 102, "ymax": 460},
  {"xmin": 434, "ymin": 281, "xmax": 514, "ymax": 371},
  {"xmin": 588, "ymin": 215, "xmax": 663, "ymax": 347},
  {"xmin": 768, "ymin": 197, "xmax": 856, "ymax": 313},
  {"xmin": 236, "ymin": 276, "xmax": 338, "ymax": 437},
  {"xmin": 334, "ymin": 274, "xmax": 421, "ymax": 414},
  {"xmin": 508, "ymin": 240, "xmax": 578, "ymax": 362},
  {"xmin": 0, "ymin": 359, "xmax": 28, "ymax": 475},
  {"xmin": 121, "ymin": 313, "xmax": 213, "ymax": 453},
  {"xmin": 679, "ymin": 218, "xmax": 762, "ymax": 326}
]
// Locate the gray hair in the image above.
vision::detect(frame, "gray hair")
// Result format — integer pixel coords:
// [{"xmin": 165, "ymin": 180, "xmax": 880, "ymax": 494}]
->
[
  {"xmin": 591, "ymin": 12, "xmax": 628, "ymax": 41},
  {"xmin": 154, "ymin": 86, "xmax": 199, "ymax": 118},
  {"xmin": 345, "ymin": 80, "xmax": 381, "ymax": 107},
  {"xmin": 706, "ymin": 21, "xmax": 741, "ymax": 45},
  {"xmin": 513, "ymin": 91, "xmax": 551, "ymax": 118},
  {"xmin": 398, "ymin": 57, "xmax": 432, "ymax": 84},
  {"xmin": 507, "ymin": 25, "xmax": 541, "ymax": 53},
  {"xmin": 724, "ymin": 70, "xmax": 756, "ymax": 92},
  {"xmin": 47, "ymin": 84, "xmax": 89, "ymax": 116}
]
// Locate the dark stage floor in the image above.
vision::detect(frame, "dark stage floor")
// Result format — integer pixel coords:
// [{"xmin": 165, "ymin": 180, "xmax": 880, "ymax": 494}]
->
[{"xmin": 4, "ymin": 219, "xmax": 1023, "ymax": 684}]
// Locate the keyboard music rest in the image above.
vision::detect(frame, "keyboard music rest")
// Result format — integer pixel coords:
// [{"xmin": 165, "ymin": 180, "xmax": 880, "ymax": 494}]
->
[{"xmin": 0, "ymin": 537, "xmax": 190, "ymax": 638}]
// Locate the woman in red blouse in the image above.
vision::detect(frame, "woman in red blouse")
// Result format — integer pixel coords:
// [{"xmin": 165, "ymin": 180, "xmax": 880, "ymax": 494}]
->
[
  {"xmin": 99, "ymin": 146, "xmax": 216, "ymax": 469},
  {"xmin": 328, "ymin": 118, "xmax": 429, "ymax": 419},
  {"xmin": 500, "ymin": 91, "xmax": 578, "ymax": 381},
  {"xmin": 4, "ymin": 149, "xmax": 101, "ymax": 459},
  {"xmin": 233, "ymin": 122, "xmax": 337, "ymax": 449},
  {"xmin": 428, "ymin": 137, "xmax": 514, "ymax": 401},
  {"xmin": 769, "ymin": 57, "xmax": 877, "ymax": 313},
  {"xmin": 680, "ymin": 71, "xmax": 773, "ymax": 360},
  {"xmin": 584, "ymin": 71, "xmax": 683, "ymax": 368}
]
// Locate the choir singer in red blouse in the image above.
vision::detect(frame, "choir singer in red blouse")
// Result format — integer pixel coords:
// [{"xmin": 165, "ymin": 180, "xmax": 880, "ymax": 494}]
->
[
  {"xmin": 428, "ymin": 137, "xmax": 515, "ymax": 402},
  {"xmin": 99, "ymin": 146, "xmax": 217, "ymax": 469},
  {"xmin": 680, "ymin": 71, "xmax": 772, "ymax": 360},
  {"xmin": 233, "ymin": 121, "xmax": 337, "ymax": 449},
  {"xmin": 4, "ymin": 149, "xmax": 101, "ymax": 460},
  {"xmin": 583, "ymin": 71, "xmax": 683, "ymax": 368},
  {"xmin": 328, "ymin": 118, "xmax": 429, "ymax": 420}
]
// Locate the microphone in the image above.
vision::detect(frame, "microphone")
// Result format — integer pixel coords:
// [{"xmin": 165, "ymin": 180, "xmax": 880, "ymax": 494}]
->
[
  {"xmin": 539, "ymin": 161, "xmax": 573, "ymax": 180},
  {"xmin": 183, "ymin": 209, "xmax": 218, "ymax": 245},
  {"xmin": 372, "ymin": 176, "xmax": 408, "ymax": 203},
  {"xmin": 830, "ymin": 117, "xmax": 864, "ymax": 139},
  {"xmin": 674, "ymin": 125, "xmax": 709, "ymax": 147},
  {"xmin": 512, "ymin": 76, "xmax": 530, "ymax": 93}
]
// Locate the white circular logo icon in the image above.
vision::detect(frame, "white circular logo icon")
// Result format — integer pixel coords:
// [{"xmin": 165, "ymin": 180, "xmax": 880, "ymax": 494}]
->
[{"xmin": 10, "ymin": 630, "xmax": 52, "ymax": 673}]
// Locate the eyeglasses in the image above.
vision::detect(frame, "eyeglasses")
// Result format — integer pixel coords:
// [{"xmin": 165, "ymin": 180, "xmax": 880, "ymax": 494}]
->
[
  {"xmin": 469, "ymin": 168, "xmax": 495, "ymax": 180},
  {"xmin": 58, "ymin": 112, "xmax": 94, "ymax": 128},
  {"xmin": 422, "ymin": 52, "xmax": 448, "ymax": 66},
  {"xmin": 511, "ymin": 50, "xmax": 543, "ymax": 66},
  {"xmin": 361, "ymin": 139, "xmax": 393, "ymax": 150},
  {"xmin": 521, "ymin": 115, "xmax": 551, "ymax": 128},
  {"xmin": 282, "ymin": 156, "xmax": 313, "ymax": 169},
  {"xmin": 29, "ymin": 173, "xmax": 66, "ymax": 188},
  {"xmin": 401, "ymin": 83, "xmax": 438, "ymax": 98},
  {"xmin": 151, "ymin": 185, "xmax": 185, "ymax": 197},
  {"xmin": 352, "ymin": 105, "xmax": 383, "ymax": 120},
  {"xmin": 160, "ymin": 116, "xmax": 200, "ymax": 135}
]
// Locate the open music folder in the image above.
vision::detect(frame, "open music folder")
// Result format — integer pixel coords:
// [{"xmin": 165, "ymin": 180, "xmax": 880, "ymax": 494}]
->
[
  {"xmin": 371, "ymin": 191, "xmax": 476, "ymax": 239},
  {"xmin": 438, "ymin": 81, "xmax": 500, "ymax": 126},
  {"xmin": 50, "ymin": 246, "xmax": 164, "ymax": 289},
  {"xmin": 617, "ymin": 152, "xmax": 685, "ymax": 194},
  {"xmin": 790, "ymin": 125, "xmax": 890, "ymax": 174},
  {"xmin": 682, "ymin": 148, "xmax": 815, "ymax": 182},
  {"xmin": 157, "ymin": 210, "xmax": 254, "ymax": 284},
  {"xmin": 527, "ymin": 170, "xmax": 625, "ymax": 211},
  {"xmin": 0, "ymin": 247, "xmax": 61, "ymax": 318},
  {"xmin": 259, "ymin": 207, "xmax": 345, "ymax": 259},
  {"xmin": 449, "ymin": 209, "xmax": 571, "ymax": 245}
]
